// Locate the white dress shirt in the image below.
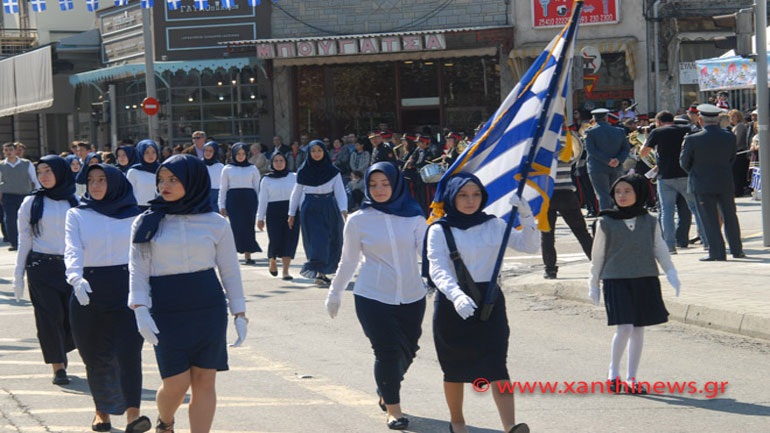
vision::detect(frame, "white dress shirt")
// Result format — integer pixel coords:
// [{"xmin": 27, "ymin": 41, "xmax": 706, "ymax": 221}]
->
[
  {"xmin": 14, "ymin": 196, "xmax": 73, "ymax": 282},
  {"xmin": 256, "ymin": 173, "xmax": 297, "ymax": 221},
  {"xmin": 330, "ymin": 208, "xmax": 427, "ymax": 305},
  {"xmin": 588, "ymin": 217, "xmax": 674, "ymax": 290},
  {"xmin": 0, "ymin": 158, "xmax": 41, "ymax": 189},
  {"xmin": 288, "ymin": 174, "xmax": 347, "ymax": 216},
  {"xmin": 128, "ymin": 212, "xmax": 245, "ymax": 315},
  {"xmin": 126, "ymin": 169, "xmax": 157, "ymax": 206},
  {"xmin": 218, "ymin": 165, "xmax": 260, "ymax": 211},
  {"xmin": 64, "ymin": 208, "xmax": 135, "ymax": 284},
  {"xmin": 427, "ymin": 217, "xmax": 539, "ymax": 297},
  {"xmin": 207, "ymin": 162, "xmax": 224, "ymax": 190}
]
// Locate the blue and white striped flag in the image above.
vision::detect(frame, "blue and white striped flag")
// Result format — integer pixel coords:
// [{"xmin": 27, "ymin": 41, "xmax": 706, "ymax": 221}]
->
[
  {"xmin": 193, "ymin": 0, "xmax": 207, "ymax": 9},
  {"xmin": 3, "ymin": 0, "xmax": 19, "ymax": 14},
  {"xmin": 58, "ymin": 0, "xmax": 73, "ymax": 10},
  {"xmin": 222, "ymin": 0, "xmax": 234, "ymax": 8},
  {"xmin": 166, "ymin": 0, "xmax": 181, "ymax": 9},
  {"xmin": 29, "ymin": 0, "xmax": 46, "ymax": 12},
  {"xmin": 86, "ymin": 0, "xmax": 98, "ymax": 11},
  {"xmin": 114, "ymin": 0, "xmax": 128, "ymax": 6},
  {"xmin": 141, "ymin": 0, "xmax": 154, "ymax": 8},
  {"xmin": 248, "ymin": 0, "xmax": 260, "ymax": 4},
  {"xmin": 428, "ymin": 0, "xmax": 583, "ymax": 232}
]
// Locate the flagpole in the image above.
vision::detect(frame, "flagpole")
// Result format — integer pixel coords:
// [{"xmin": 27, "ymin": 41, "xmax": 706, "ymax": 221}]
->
[{"xmin": 479, "ymin": 0, "xmax": 583, "ymax": 321}]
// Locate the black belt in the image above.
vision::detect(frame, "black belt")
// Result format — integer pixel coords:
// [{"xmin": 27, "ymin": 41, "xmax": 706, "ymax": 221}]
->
[{"xmin": 28, "ymin": 251, "xmax": 64, "ymax": 261}]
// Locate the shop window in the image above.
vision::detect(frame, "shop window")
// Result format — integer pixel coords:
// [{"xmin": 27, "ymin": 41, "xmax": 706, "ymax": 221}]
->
[{"xmin": 573, "ymin": 52, "xmax": 634, "ymax": 112}]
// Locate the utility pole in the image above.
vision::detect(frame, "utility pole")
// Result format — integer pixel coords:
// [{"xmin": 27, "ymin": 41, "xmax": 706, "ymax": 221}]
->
[
  {"xmin": 756, "ymin": 0, "xmax": 770, "ymax": 246},
  {"xmin": 142, "ymin": 7, "xmax": 157, "ymax": 140}
]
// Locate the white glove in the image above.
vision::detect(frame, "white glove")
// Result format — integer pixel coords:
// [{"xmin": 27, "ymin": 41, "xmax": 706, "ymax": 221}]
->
[
  {"xmin": 12, "ymin": 276, "xmax": 24, "ymax": 302},
  {"xmin": 325, "ymin": 291, "xmax": 342, "ymax": 319},
  {"xmin": 509, "ymin": 194, "xmax": 533, "ymax": 219},
  {"xmin": 72, "ymin": 278, "xmax": 92, "ymax": 306},
  {"xmin": 666, "ymin": 269, "xmax": 681, "ymax": 297},
  {"xmin": 230, "ymin": 316, "xmax": 248, "ymax": 347},
  {"xmin": 452, "ymin": 294, "xmax": 477, "ymax": 320},
  {"xmin": 588, "ymin": 286, "xmax": 600, "ymax": 305},
  {"xmin": 133, "ymin": 306, "xmax": 159, "ymax": 345}
]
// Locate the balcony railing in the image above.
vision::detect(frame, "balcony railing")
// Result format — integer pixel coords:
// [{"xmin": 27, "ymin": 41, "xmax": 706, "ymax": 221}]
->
[{"xmin": 0, "ymin": 29, "xmax": 38, "ymax": 58}]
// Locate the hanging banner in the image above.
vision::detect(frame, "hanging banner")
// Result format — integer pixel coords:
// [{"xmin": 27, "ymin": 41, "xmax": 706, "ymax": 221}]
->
[
  {"xmin": 532, "ymin": 0, "xmax": 619, "ymax": 29},
  {"xmin": 695, "ymin": 56, "xmax": 757, "ymax": 91}
]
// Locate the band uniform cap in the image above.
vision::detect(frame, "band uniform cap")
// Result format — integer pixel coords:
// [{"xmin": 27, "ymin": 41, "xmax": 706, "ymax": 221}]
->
[
  {"xmin": 417, "ymin": 135, "xmax": 431, "ymax": 144},
  {"xmin": 367, "ymin": 131, "xmax": 381, "ymax": 139},
  {"xmin": 751, "ymin": 109, "xmax": 759, "ymax": 115},
  {"xmin": 591, "ymin": 108, "xmax": 610, "ymax": 115},
  {"xmin": 448, "ymin": 132, "xmax": 463, "ymax": 141},
  {"xmin": 688, "ymin": 104, "xmax": 699, "ymax": 113},
  {"xmin": 696, "ymin": 103, "xmax": 722, "ymax": 117},
  {"xmin": 403, "ymin": 133, "xmax": 418, "ymax": 142},
  {"xmin": 380, "ymin": 131, "xmax": 393, "ymax": 139}
]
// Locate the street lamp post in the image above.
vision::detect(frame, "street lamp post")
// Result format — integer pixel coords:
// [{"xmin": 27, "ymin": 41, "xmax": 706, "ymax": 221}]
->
[{"xmin": 142, "ymin": 7, "xmax": 158, "ymax": 140}]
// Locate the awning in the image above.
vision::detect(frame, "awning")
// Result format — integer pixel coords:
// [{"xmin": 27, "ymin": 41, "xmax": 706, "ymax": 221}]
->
[
  {"xmin": 69, "ymin": 57, "xmax": 253, "ymax": 86},
  {"xmin": 0, "ymin": 46, "xmax": 54, "ymax": 117},
  {"xmin": 508, "ymin": 37, "xmax": 638, "ymax": 81},
  {"xmin": 678, "ymin": 31, "xmax": 733, "ymax": 42},
  {"xmin": 273, "ymin": 47, "xmax": 498, "ymax": 67}
]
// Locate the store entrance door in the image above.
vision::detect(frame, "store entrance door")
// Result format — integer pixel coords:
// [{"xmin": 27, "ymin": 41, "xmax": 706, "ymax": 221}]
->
[{"xmin": 400, "ymin": 107, "xmax": 440, "ymax": 136}]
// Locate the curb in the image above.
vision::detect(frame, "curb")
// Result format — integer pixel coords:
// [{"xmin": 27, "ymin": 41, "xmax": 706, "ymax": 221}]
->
[{"xmin": 505, "ymin": 279, "xmax": 770, "ymax": 341}]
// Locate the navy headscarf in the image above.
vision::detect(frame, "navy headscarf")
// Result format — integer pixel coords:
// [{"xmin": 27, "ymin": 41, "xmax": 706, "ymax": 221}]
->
[
  {"xmin": 29, "ymin": 155, "xmax": 79, "ymax": 237},
  {"xmin": 360, "ymin": 162, "xmax": 423, "ymax": 217},
  {"xmin": 130, "ymin": 139, "xmax": 161, "ymax": 174},
  {"xmin": 132, "ymin": 154, "xmax": 213, "ymax": 243},
  {"xmin": 203, "ymin": 141, "xmax": 220, "ymax": 166},
  {"xmin": 296, "ymin": 139, "xmax": 339, "ymax": 187},
  {"xmin": 599, "ymin": 173, "xmax": 650, "ymax": 220},
  {"xmin": 266, "ymin": 152, "xmax": 289, "ymax": 179},
  {"xmin": 64, "ymin": 154, "xmax": 80, "ymax": 173},
  {"xmin": 436, "ymin": 172, "xmax": 495, "ymax": 230},
  {"xmin": 78, "ymin": 164, "xmax": 141, "ymax": 219},
  {"xmin": 75, "ymin": 152, "xmax": 102, "ymax": 185},
  {"xmin": 228, "ymin": 142, "xmax": 252, "ymax": 167},
  {"xmin": 116, "ymin": 146, "xmax": 138, "ymax": 173}
]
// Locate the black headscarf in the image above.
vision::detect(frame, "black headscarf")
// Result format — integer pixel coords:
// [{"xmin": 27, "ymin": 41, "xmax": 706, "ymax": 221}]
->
[
  {"xmin": 360, "ymin": 162, "xmax": 423, "ymax": 217},
  {"xmin": 435, "ymin": 172, "xmax": 495, "ymax": 230},
  {"xmin": 75, "ymin": 152, "xmax": 102, "ymax": 185},
  {"xmin": 598, "ymin": 173, "xmax": 649, "ymax": 220},
  {"xmin": 116, "ymin": 146, "xmax": 138, "ymax": 173},
  {"xmin": 266, "ymin": 152, "xmax": 290, "ymax": 179},
  {"xmin": 29, "ymin": 155, "xmax": 79, "ymax": 237},
  {"xmin": 228, "ymin": 142, "xmax": 252, "ymax": 167},
  {"xmin": 296, "ymin": 139, "xmax": 339, "ymax": 187},
  {"xmin": 203, "ymin": 141, "xmax": 220, "ymax": 166},
  {"xmin": 132, "ymin": 154, "xmax": 213, "ymax": 243},
  {"xmin": 77, "ymin": 164, "xmax": 141, "ymax": 219},
  {"xmin": 130, "ymin": 139, "xmax": 161, "ymax": 174}
]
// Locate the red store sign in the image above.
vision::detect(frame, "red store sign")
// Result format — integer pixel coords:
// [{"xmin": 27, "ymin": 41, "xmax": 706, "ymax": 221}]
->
[{"xmin": 532, "ymin": 0, "xmax": 619, "ymax": 29}]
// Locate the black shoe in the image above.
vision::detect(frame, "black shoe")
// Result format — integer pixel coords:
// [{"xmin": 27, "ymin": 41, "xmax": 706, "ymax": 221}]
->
[
  {"xmin": 156, "ymin": 417, "xmax": 174, "ymax": 433},
  {"xmin": 387, "ymin": 417, "xmax": 409, "ymax": 430},
  {"xmin": 52, "ymin": 369, "xmax": 69, "ymax": 385},
  {"xmin": 8, "ymin": 246, "xmax": 17, "ymax": 251},
  {"xmin": 269, "ymin": 269, "xmax": 278, "ymax": 276},
  {"xmin": 126, "ymin": 416, "xmax": 152, "ymax": 433},
  {"xmin": 282, "ymin": 275, "xmax": 294, "ymax": 281},
  {"xmin": 733, "ymin": 252, "xmax": 747, "ymax": 259},
  {"xmin": 699, "ymin": 256, "xmax": 726, "ymax": 262},
  {"xmin": 628, "ymin": 382, "xmax": 648, "ymax": 395},
  {"xmin": 543, "ymin": 272, "xmax": 557, "ymax": 279},
  {"xmin": 508, "ymin": 423, "xmax": 530, "ymax": 433},
  {"xmin": 91, "ymin": 416, "xmax": 111, "ymax": 432},
  {"xmin": 244, "ymin": 259, "xmax": 256, "ymax": 265}
]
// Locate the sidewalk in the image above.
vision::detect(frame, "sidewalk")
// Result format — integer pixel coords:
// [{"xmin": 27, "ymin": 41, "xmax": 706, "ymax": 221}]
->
[{"xmin": 503, "ymin": 197, "xmax": 770, "ymax": 340}]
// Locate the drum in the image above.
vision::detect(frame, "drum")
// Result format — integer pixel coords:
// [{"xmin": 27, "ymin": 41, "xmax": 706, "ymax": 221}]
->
[{"xmin": 419, "ymin": 163, "xmax": 447, "ymax": 183}]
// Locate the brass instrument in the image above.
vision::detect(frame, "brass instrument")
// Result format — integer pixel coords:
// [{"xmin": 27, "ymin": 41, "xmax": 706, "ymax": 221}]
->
[
  {"xmin": 456, "ymin": 138, "xmax": 469, "ymax": 154},
  {"xmin": 559, "ymin": 130, "xmax": 584, "ymax": 164}
]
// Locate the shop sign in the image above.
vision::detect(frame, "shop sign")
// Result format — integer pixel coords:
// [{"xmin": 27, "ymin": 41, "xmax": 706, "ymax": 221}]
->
[
  {"xmin": 255, "ymin": 34, "xmax": 446, "ymax": 60},
  {"xmin": 532, "ymin": 0, "xmax": 619, "ymax": 29},
  {"xmin": 679, "ymin": 62, "xmax": 700, "ymax": 85}
]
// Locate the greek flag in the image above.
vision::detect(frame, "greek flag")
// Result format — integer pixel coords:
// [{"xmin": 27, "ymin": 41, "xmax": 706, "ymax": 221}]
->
[
  {"xmin": 141, "ymin": 0, "xmax": 154, "ymax": 8},
  {"xmin": 222, "ymin": 0, "xmax": 233, "ymax": 8},
  {"xmin": 114, "ymin": 0, "xmax": 128, "ymax": 6},
  {"xmin": 30, "ymin": 0, "xmax": 46, "ymax": 12},
  {"xmin": 166, "ymin": 0, "xmax": 181, "ymax": 10},
  {"xmin": 248, "ymin": 0, "xmax": 259, "ymax": 4},
  {"xmin": 3, "ymin": 0, "xmax": 19, "ymax": 14},
  {"xmin": 58, "ymin": 0, "xmax": 72, "ymax": 10},
  {"xmin": 428, "ymin": 0, "xmax": 583, "ymax": 232},
  {"xmin": 193, "ymin": 0, "xmax": 207, "ymax": 9},
  {"xmin": 86, "ymin": 0, "xmax": 98, "ymax": 11}
]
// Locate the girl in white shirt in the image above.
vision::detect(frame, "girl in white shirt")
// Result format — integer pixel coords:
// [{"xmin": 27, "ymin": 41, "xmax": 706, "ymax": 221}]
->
[
  {"xmin": 129, "ymin": 155, "xmax": 247, "ymax": 433},
  {"xmin": 126, "ymin": 140, "xmax": 161, "ymax": 210},
  {"xmin": 288, "ymin": 140, "xmax": 347, "ymax": 286},
  {"xmin": 116, "ymin": 145, "xmax": 138, "ymax": 174},
  {"xmin": 325, "ymin": 162, "xmax": 425, "ymax": 431},
  {"xmin": 12, "ymin": 155, "xmax": 79, "ymax": 386},
  {"xmin": 202, "ymin": 141, "xmax": 224, "ymax": 212},
  {"xmin": 65, "ymin": 164, "xmax": 150, "ymax": 433},
  {"xmin": 218, "ymin": 142, "xmax": 261, "ymax": 264},
  {"xmin": 425, "ymin": 173, "xmax": 538, "ymax": 433},
  {"xmin": 256, "ymin": 153, "xmax": 300, "ymax": 279}
]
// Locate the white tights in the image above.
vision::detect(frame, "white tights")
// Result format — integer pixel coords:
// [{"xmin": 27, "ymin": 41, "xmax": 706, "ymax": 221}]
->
[{"xmin": 608, "ymin": 324, "xmax": 645, "ymax": 382}]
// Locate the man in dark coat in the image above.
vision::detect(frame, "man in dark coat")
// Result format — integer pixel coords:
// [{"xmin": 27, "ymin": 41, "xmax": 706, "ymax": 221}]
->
[{"xmin": 680, "ymin": 104, "xmax": 745, "ymax": 261}]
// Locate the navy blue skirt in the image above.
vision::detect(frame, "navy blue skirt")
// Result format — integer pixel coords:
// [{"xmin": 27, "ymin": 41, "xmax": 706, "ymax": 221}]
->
[
  {"xmin": 433, "ymin": 282, "xmax": 510, "ymax": 383},
  {"xmin": 266, "ymin": 200, "xmax": 300, "ymax": 259},
  {"xmin": 226, "ymin": 188, "xmax": 261, "ymax": 254},
  {"xmin": 299, "ymin": 193, "xmax": 343, "ymax": 277},
  {"xmin": 209, "ymin": 188, "xmax": 219, "ymax": 212},
  {"xmin": 150, "ymin": 269, "xmax": 228, "ymax": 379},
  {"xmin": 603, "ymin": 276, "xmax": 669, "ymax": 327}
]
